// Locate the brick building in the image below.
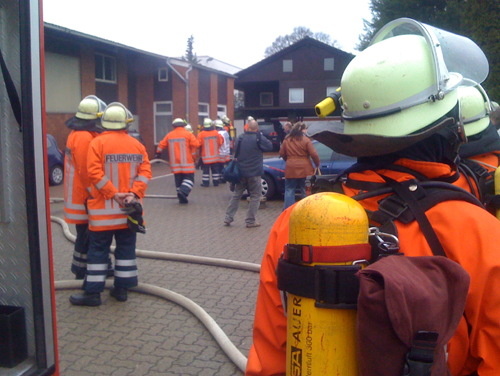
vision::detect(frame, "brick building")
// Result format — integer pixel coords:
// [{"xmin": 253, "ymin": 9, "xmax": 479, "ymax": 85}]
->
[{"xmin": 44, "ymin": 23, "xmax": 236, "ymax": 157}]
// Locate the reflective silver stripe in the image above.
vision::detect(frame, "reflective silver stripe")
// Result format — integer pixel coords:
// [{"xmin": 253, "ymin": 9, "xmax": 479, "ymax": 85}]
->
[
  {"xmin": 203, "ymin": 136, "xmax": 219, "ymax": 161},
  {"xmin": 73, "ymin": 251, "xmax": 88, "ymax": 260},
  {"xmin": 88, "ymin": 207, "xmax": 123, "ymax": 215},
  {"xmin": 115, "ymin": 270, "xmax": 138, "ymax": 278},
  {"xmin": 182, "ymin": 180, "xmax": 194, "ymax": 188},
  {"xmin": 87, "ymin": 264, "xmax": 109, "ymax": 271},
  {"xmin": 157, "ymin": 147, "xmax": 164, "ymax": 152},
  {"xmin": 87, "ymin": 187, "xmax": 92, "ymax": 193},
  {"xmin": 343, "ymin": 84, "xmax": 436, "ymax": 120},
  {"xmin": 95, "ymin": 176, "xmax": 109, "ymax": 190},
  {"xmin": 64, "ymin": 202, "xmax": 86, "ymax": 210},
  {"xmin": 135, "ymin": 175, "xmax": 150, "ymax": 184},
  {"xmin": 89, "ymin": 218, "xmax": 128, "ymax": 227},
  {"xmin": 115, "ymin": 259, "xmax": 137, "ymax": 266},
  {"xmin": 87, "ymin": 275, "xmax": 107, "ymax": 282},
  {"xmin": 64, "ymin": 212, "xmax": 88, "ymax": 220},
  {"xmin": 65, "ymin": 156, "xmax": 76, "ymax": 205},
  {"xmin": 72, "ymin": 260, "xmax": 86, "ymax": 268}
]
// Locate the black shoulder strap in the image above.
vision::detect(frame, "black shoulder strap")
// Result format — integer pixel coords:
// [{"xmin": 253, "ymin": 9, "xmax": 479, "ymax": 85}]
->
[
  {"xmin": 256, "ymin": 132, "xmax": 263, "ymax": 151},
  {"xmin": 0, "ymin": 46, "xmax": 22, "ymax": 130},
  {"xmin": 234, "ymin": 136, "xmax": 242, "ymax": 159}
]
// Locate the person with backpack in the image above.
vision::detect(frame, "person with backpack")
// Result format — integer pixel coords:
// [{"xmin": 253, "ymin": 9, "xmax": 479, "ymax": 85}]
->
[{"xmin": 245, "ymin": 20, "xmax": 500, "ymax": 376}]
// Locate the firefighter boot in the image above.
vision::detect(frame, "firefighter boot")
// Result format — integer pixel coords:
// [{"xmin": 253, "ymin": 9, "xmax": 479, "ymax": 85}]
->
[
  {"xmin": 110, "ymin": 286, "xmax": 128, "ymax": 302},
  {"xmin": 69, "ymin": 292, "xmax": 101, "ymax": 306}
]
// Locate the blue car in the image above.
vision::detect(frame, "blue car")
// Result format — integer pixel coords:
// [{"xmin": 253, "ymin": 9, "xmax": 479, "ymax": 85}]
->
[
  {"xmin": 261, "ymin": 140, "xmax": 356, "ymax": 199},
  {"xmin": 47, "ymin": 134, "xmax": 64, "ymax": 185}
]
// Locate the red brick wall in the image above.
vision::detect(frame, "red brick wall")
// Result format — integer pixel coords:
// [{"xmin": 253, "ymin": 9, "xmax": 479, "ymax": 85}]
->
[
  {"xmin": 227, "ymin": 77, "xmax": 235, "ymax": 121},
  {"xmin": 117, "ymin": 52, "xmax": 128, "ymax": 107},
  {"xmin": 172, "ymin": 71, "xmax": 186, "ymax": 120},
  {"xmin": 80, "ymin": 45, "xmax": 95, "ymax": 97},
  {"xmin": 136, "ymin": 61, "xmax": 155, "ymax": 158},
  {"xmin": 188, "ymin": 69, "xmax": 199, "ymax": 132},
  {"xmin": 209, "ymin": 73, "xmax": 218, "ymax": 120}
]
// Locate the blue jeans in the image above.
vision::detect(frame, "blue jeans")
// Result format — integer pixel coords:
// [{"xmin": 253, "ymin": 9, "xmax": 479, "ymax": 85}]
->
[{"xmin": 283, "ymin": 178, "xmax": 306, "ymax": 211}]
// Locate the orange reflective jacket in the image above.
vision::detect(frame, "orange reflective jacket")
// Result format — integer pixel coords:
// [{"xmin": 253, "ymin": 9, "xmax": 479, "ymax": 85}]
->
[
  {"xmin": 246, "ymin": 158, "xmax": 500, "ymax": 376},
  {"xmin": 87, "ymin": 130, "xmax": 152, "ymax": 231},
  {"xmin": 64, "ymin": 130, "xmax": 98, "ymax": 224},
  {"xmin": 197, "ymin": 129, "xmax": 223, "ymax": 164},
  {"xmin": 157, "ymin": 127, "xmax": 200, "ymax": 174}
]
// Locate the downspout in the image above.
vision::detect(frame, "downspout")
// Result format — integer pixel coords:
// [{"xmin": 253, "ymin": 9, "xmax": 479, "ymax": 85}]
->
[{"xmin": 166, "ymin": 57, "xmax": 192, "ymax": 123}]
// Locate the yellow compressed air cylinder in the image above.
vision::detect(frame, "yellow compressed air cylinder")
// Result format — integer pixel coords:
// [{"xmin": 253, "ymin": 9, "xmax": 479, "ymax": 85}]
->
[
  {"xmin": 286, "ymin": 192, "xmax": 369, "ymax": 376},
  {"xmin": 495, "ymin": 167, "xmax": 500, "ymax": 220}
]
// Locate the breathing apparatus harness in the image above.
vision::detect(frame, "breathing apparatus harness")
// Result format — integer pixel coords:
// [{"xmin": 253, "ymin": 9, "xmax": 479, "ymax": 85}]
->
[{"xmin": 278, "ymin": 161, "xmax": 483, "ymax": 376}]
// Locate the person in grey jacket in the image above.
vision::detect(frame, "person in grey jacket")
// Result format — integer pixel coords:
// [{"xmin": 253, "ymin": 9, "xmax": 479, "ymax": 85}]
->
[{"xmin": 224, "ymin": 120, "xmax": 273, "ymax": 228}]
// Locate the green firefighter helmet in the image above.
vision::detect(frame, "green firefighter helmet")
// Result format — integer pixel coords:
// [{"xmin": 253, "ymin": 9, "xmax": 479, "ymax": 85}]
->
[
  {"xmin": 215, "ymin": 119, "xmax": 224, "ymax": 129},
  {"xmin": 308, "ymin": 18, "xmax": 488, "ymax": 158},
  {"xmin": 76, "ymin": 95, "xmax": 107, "ymax": 120},
  {"xmin": 101, "ymin": 102, "xmax": 134, "ymax": 130},
  {"xmin": 203, "ymin": 118, "xmax": 213, "ymax": 128},
  {"xmin": 458, "ymin": 85, "xmax": 491, "ymax": 137},
  {"xmin": 172, "ymin": 118, "xmax": 186, "ymax": 127}
]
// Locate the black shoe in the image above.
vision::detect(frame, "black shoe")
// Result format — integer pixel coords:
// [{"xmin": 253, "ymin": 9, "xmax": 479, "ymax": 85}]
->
[
  {"xmin": 200, "ymin": 183, "xmax": 209, "ymax": 187},
  {"xmin": 177, "ymin": 191, "xmax": 188, "ymax": 204},
  {"xmin": 69, "ymin": 292, "xmax": 101, "ymax": 306},
  {"xmin": 110, "ymin": 286, "xmax": 128, "ymax": 302}
]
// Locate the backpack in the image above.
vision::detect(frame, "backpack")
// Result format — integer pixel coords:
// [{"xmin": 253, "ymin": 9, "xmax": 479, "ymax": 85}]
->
[{"xmin": 278, "ymin": 167, "xmax": 483, "ymax": 376}]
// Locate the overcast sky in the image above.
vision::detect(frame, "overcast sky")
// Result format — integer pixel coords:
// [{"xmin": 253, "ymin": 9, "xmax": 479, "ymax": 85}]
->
[{"xmin": 42, "ymin": 0, "xmax": 373, "ymax": 70}]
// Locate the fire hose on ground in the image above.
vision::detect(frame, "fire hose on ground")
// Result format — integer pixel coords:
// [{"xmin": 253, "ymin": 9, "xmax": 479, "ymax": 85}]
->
[{"xmin": 50, "ymin": 215, "xmax": 260, "ymax": 373}]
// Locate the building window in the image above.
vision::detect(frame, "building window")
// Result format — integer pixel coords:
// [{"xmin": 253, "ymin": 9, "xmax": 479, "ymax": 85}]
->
[
  {"xmin": 326, "ymin": 86, "xmax": 340, "ymax": 96},
  {"xmin": 324, "ymin": 58, "xmax": 335, "ymax": 71},
  {"xmin": 154, "ymin": 101, "xmax": 173, "ymax": 144},
  {"xmin": 289, "ymin": 88, "xmax": 304, "ymax": 103},
  {"xmin": 158, "ymin": 67, "xmax": 168, "ymax": 82},
  {"xmin": 260, "ymin": 92, "xmax": 273, "ymax": 106},
  {"xmin": 217, "ymin": 105, "xmax": 227, "ymax": 118},
  {"xmin": 95, "ymin": 53, "xmax": 116, "ymax": 83},
  {"xmin": 198, "ymin": 103, "xmax": 210, "ymax": 127},
  {"xmin": 283, "ymin": 59, "xmax": 293, "ymax": 72}
]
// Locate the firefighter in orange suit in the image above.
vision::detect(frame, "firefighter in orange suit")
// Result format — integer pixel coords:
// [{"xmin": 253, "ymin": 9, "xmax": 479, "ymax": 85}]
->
[
  {"xmin": 64, "ymin": 95, "xmax": 113, "ymax": 279},
  {"xmin": 155, "ymin": 118, "xmax": 200, "ymax": 204},
  {"xmin": 197, "ymin": 118, "xmax": 223, "ymax": 187},
  {"xmin": 221, "ymin": 114, "xmax": 236, "ymax": 152},
  {"xmin": 70, "ymin": 102, "xmax": 151, "ymax": 306},
  {"xmin": 246, "ymin": 22, "xmax": 500, "ymax": 376}
]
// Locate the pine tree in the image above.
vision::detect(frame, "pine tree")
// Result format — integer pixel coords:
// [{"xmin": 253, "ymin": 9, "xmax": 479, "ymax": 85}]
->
[{"xmin": 183, "ymin": 35, "xmax": 199, "ymax": 64}]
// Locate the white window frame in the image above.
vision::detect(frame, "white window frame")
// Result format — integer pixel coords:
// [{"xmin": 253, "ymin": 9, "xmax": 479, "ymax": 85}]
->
[
  {"xmin": 154, "ymin": 101, "xmax": 173, "ymax": 144},
  {"xmin": 283, "ymin": 59, "xmax": 293, "ymax": 72},
  {"xmin": 158, "ymin": 67, "xmax": 169, "ymax": 82},
  {"xmin": 217, "ymin": 105, "xmax": 227, "ymax": 118},
  {"xmin": 260, "ymin": 92, "xmax": 273, "ymax": 106},
  {"xmin": 95, "ymin": 53, "xmax": 117, "ymax": 83},
  {"xmin": 326, "ymin": 86, "xmax": 340, "ymax": 97},
  {"xmin": 324, "ymin": 58, "xmax": 335, "ymax": 71},
  {"xmin": 289, "ymin": 88, "xmax": 304, "ymax": 104},
  {"xmin": 199, "ymin": 102, "xmax": 210, "ymax": 126}
]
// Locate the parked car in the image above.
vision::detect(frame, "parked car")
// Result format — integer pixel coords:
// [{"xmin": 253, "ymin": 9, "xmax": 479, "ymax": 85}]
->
[
  {"xmin": 128, "ymin": 128, "xmax": 145, "ymax": 145},
  {"xmin": 258, "ymin": 121, "xmax": 281, "ymax": 151},
  {"xmin": 261, "ymin": 140, "xmax": 356, "ymax": 199},
  {"xmin": 47, "ymin": 134, "xmax": 64, "ymax": 186}
]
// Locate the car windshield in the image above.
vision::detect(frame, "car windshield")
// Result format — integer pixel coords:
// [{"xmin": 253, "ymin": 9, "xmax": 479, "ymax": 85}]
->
[
  {"xmin": 259, "ymin": 123, "xmax": 274, "ymax": 133},
  {"xmin": 313, "ymin": 142, "xmax": 333, "ymax": 161}
]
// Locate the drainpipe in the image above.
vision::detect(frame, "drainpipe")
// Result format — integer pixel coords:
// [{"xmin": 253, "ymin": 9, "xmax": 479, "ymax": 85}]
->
[{"xmin": 166, "ymin": 57, "xmax": 192, "ymax": 123}]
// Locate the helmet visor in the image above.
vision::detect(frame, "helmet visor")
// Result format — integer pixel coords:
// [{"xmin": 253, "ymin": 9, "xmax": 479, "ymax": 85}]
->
[{"xmin": 371, "ymin": 18, "xmax": 489, "ymax": 91}]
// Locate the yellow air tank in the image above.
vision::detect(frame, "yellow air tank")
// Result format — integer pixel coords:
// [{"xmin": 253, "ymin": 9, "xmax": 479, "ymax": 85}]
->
[
  {"xmin": 284, "ymin": 192, "xmax": 370, "ymax": 376},
  {"xmin": 495, "ymin": 167, "xmax": 500, "ymax": 220}
]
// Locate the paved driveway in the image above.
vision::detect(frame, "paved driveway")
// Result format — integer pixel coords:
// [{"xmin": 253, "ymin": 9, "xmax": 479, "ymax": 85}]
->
[{"xmin": 49, "ymin": 161, "xmax": 284, "ymax": 375}]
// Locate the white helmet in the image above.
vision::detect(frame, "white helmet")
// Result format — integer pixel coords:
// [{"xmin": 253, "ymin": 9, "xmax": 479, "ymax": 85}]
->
[
  {"xmin": 215, "ymin": 119, "xmax": 224, "ymax": 129},
  {"xmin": 172, "ymin": 118, "xmax": 186, "ymax": 127},
  {"xmin": 203, "ymin": 118, "xmax": 213, "ymax": 128},
  {"xmin": 76, "ymin": 95, "xmax": 107, "ymax": 119},
  {"xmin": 308, "ymin": 19, "xmax": 488, "ymax": 157},
  {"xmin": 101, "ymin": 102, "xmax": 134, "ymax": 130},
  {"xmin": 458, "ymin": 85, "xmax": 491, "ymax": 138},
  {"xmin": 185, "ymin": 124, "xmax": 193, "ymax": 133},
  {"xmin": 221, "ymin": 115, "xmax": 230, "ymax": 125}
]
